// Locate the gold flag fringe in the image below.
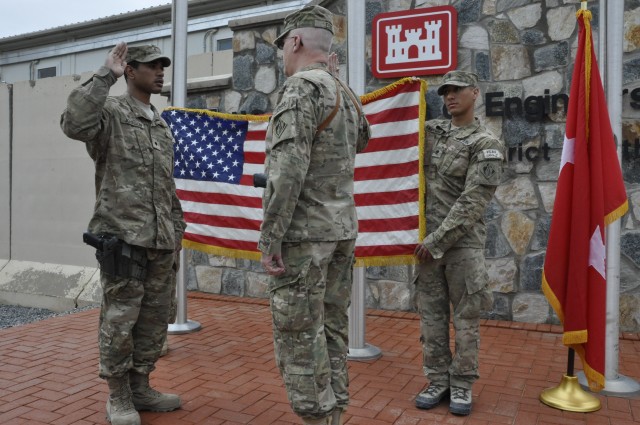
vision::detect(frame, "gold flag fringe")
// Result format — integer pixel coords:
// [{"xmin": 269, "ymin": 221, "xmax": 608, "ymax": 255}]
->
[
  {"xmin": 605, "ymin": 199, "xmax": 629, "ymax": 226},
  {"xmin": 183, "ymin": 240, "xmax": 262, "ymax": 261},
  {"xmin": 163, "ymin": 106, "xmax": 270, "ymax": 123},
  {"xmin": 572, "ymin": 344, "xmax": 605, "ymax": 392},
  {"xmin": 360, "ymin": 76, "xmax": 421, "ymax": 104},
  {"xmin": 355, "ymin": 255, "xmax": 417, "ymax": 268},
  {"xmin": 541, "ymin": 271, "xmax": 565, "ymax": 324}
]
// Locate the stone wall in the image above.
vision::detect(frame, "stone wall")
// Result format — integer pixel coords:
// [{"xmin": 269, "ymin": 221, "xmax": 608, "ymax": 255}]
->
[{"xmin": 180, "ymin": 0, "xmax": 640, "ymax": 332}]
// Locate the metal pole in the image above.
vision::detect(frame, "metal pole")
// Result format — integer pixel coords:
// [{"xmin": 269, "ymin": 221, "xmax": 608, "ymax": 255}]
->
[
  {"xmin": 578, "ymin": 0, "xmax": 639, "ymax": 394},
  {"xmin": 346, "ymin": 0, "xmax": 381, "ymax": 360},
  {"xmin": 600, "ymin": 0, "xmax": 638, "ymax": 395},
  {"xmin": 168, "ymin": 0, "xmax": 201, "ymax": 335}
]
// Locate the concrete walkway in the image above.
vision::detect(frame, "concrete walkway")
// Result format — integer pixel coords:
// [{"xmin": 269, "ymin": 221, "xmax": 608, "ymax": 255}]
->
[{"xmin": 1, "ymin": 292, "xmax": 639, "ymax": 424}]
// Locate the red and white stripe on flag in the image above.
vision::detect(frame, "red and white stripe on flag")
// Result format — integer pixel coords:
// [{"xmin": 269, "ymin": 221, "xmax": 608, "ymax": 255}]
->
[
  {"xmin": 356, "ymin": 77, "xmax": 426, "ymax": 264},
  {"xmin": 164, "ymin": 77, "xmax": 426, "ymax": 266}
]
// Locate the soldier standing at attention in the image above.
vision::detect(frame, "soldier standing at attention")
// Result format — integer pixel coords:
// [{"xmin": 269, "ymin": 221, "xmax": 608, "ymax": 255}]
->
[
  {"xmin": 61, "ymin": 43, "xmax": 185, "ymax": 425},
  {"xmin": 258, "ymin": 5, "xmax": 370, "ymax": 425},
  {"xmin": 413, "ymin": 71, "xmax": 505, "ymax": 416}
]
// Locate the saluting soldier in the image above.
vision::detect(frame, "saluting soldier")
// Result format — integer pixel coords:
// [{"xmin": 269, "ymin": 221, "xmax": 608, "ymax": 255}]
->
[{"xmin": 61, "ymin": 43, "xmax": 185, "ymax": 425}]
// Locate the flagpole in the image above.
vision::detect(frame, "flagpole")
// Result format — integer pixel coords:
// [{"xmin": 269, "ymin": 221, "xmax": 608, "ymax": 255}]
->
[
  {"xmin": 601, "ymin": 0, "xmax": 640, "ymax": 393},
  {"xmin": 541, "ymin": 1, "xmax": 607, "ymax": 409},
  {"xmin": 346, "ymin": 0, "xmax": 381, "ymax": 361},
  {"xmin": 576, "ymin": 0, "xmax": 640, "ymax": 395},
  {"xmin": 168, "ymin": 0, "xmax": 201, "ymax": 335}
]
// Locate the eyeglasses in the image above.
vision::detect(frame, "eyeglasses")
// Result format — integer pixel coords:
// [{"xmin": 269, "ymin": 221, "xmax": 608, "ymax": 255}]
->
[
  {"xmin": 275, "ymin": 35, "xmax": 300, "ymax": 50},
  {"xmin": 275, "ymin": 36, "xmax": 292, "ymax": 49}
]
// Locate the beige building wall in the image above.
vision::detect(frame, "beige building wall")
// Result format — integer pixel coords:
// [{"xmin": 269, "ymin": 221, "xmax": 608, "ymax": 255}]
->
[
  {"xmin": 0, "ymin": 57, "xmax": 216, "ymax": 311},
  {"xmin": 188, "ymin": 51, "xmax": 233, "ymax": 78},
  {"xmin": 0, "ymin": 45, "xmax": 228, "ymax": 267},
  {"xmin": 8, "ymin": 73, "xmax": 169, "ymax": 267}
]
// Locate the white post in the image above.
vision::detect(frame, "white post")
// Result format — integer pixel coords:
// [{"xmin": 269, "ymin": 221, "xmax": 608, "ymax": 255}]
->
[
  {"xmin": 578, "ymin": 0, "xmax": 639, "ymax": 394},
  {"xmin": 346, "ymin": 0, "xmax": 381, "ymax": 360},
  {"xmin": 168, "ymin": 0, "xmax": 201, "ymax": 335},
  {"xmin": 600, "ymin": 0, "xmax": 639, "ymax": 395}
]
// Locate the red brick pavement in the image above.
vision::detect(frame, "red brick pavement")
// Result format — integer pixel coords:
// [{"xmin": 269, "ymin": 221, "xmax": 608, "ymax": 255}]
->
[{"xmin": 1, "ymin": 292, "xmax": 639, "ymax": 425}]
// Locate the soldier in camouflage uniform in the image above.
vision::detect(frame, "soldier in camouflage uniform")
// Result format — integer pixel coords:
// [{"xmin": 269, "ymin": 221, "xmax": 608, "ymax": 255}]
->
[
  {"xmin": 61, "ymin": 43, "xmax": 185, "ymax": 425},
  {"xmin": 413, "ymin": 71, "xmax": 505, "ymax": 416},
  {"xmin": 259, "ymin": 5, "xmax": 370, "ymax": 425}
]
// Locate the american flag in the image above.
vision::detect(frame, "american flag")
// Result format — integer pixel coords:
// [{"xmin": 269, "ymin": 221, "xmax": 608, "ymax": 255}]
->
[
  {"xmin": 162, "ymin": 77, "xmax": 426, "ymax": 266},
  {"xmin": 168, "ymin": 110, "xmax": 248, "ymax": 184}
]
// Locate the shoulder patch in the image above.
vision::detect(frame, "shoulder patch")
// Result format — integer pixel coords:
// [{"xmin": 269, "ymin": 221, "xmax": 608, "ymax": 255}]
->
[
  {"xmin": 274, "ymin": 119, "xmax": 288, "ymax": 138},
  {"xmin": 273, "ymin": 120, "xmax": 287, "ymax": 138},
  {"xmin": 481, "ymin": 162, "xmax": 498, "ymax": 180},
  {"xmin": 478, "ymin": 161, "xmax": 502, "ymax": 185},
  {"xmin": 270, "ymin": 101, "xmax": 298, "ymax": 146}
]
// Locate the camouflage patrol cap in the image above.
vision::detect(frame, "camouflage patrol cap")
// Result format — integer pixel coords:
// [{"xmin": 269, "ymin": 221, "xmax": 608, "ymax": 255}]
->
[
  {"xmin": 437, "ymin": 70, "xmax": 478, "ymax": 95},
  {"xmin": 273, "ymin": 5, "xmax": 334, "ymax": 48},
  {"xmin": 125, "ymin": 45, "xmax": 171, "ymax": 67}
]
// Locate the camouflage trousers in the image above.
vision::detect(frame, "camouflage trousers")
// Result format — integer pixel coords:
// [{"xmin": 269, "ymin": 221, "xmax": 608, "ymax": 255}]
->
[
  {"xmin": 269, "ymin": 239, "xmax": 355, "ymax": 420},
  {"xmin": 414, "ymin": 248, "xmax": 493, "ymax": 389},
  {"xmin": 98, "ymin": 248, "xmax": 176, "ymax": 379}
]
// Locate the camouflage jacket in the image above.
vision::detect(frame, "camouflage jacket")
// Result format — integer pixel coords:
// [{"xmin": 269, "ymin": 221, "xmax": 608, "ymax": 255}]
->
[
  {"xmin": 423, "ymin": 118, "xmax": 505, "ymax": 258},
  {"xmin": 60, "ymin": 66, "xmax": 185, "ymax": 250},
  {"xmin": 258, "ymin": 63, "xmax": 371, "ymax": 255}
]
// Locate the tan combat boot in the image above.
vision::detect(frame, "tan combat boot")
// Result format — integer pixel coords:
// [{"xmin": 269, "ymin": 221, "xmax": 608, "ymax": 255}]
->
[
  {"xmin": 106, "ymin": 376, "xmax": 141, "ymax": 425},
  {"xmin": 130, "ymin": 371, "xmax": 181, "ymax": 412}
]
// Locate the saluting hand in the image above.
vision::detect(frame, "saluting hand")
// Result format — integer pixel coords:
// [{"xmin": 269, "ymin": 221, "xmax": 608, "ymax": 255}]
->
[
  {"xmin": 105, "ymin": 41, "xmax": 128, "ymax": 78},
  {"xmin": 327, "ymin": 52, "xmax": 340, "ymax": 77}
]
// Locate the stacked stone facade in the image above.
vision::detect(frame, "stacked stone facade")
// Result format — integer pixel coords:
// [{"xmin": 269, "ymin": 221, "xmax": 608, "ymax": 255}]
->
[{"xmin": 181, "ymin": 0, "xmax": 640, "ymax": 332}]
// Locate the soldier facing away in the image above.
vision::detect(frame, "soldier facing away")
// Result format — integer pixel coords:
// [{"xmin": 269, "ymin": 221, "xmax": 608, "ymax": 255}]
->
[
  {"xmin": 258, "ymin": 5, "xmax": 371, "ymax": 425},
  {"xmin": 413, "ymin": 71, "xmax": 505, "ymax": 416},
  {"xmin": 61, "ymin": 43, "xmax": 185, "ymax": 425}
]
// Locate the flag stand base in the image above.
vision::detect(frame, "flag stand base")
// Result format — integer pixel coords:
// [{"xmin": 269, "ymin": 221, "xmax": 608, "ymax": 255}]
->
[
  {"xmin": 540, "ymin": 375, "xmax": 601, "ymax": 412},
  {"xmin": 347, "ymin": 343, "xmax": 382, "ymax": 361},
  {"xmin": 577, "ymin": 371, "xmax": 640, "ymax": 396},
  {"xmin": 168, "ymin": 320, "xmax": 202, "ymax": 334}
]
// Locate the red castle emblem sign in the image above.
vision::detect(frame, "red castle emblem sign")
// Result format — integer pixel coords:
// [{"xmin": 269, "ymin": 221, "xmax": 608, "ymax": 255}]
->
[{"xmin": 372, "ymin": 6, "xmax": 458, "ymax": 79}]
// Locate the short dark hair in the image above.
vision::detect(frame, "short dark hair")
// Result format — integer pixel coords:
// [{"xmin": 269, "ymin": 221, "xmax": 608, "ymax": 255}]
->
[{"xmin": 123, "ymin": 61, "xmax": 140, "ymax": 82}]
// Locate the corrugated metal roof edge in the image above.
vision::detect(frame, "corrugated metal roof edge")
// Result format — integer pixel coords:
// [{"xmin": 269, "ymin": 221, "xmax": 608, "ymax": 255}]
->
[{"xmin": 0, "ymin": 0, "xmax": 273, "ymax": 52}]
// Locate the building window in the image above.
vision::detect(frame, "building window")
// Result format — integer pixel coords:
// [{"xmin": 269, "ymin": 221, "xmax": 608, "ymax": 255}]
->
[
  {"xmin": 38, "ymin": 67, "xmax": 57, "ymax": 79},
  {"xmin": 217, "ymin": 38, "xmax": 232, "ymax": 51}
]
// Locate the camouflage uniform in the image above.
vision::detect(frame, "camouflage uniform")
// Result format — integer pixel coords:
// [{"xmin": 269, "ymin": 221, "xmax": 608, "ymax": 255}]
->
[
  {"xmin": 259, "ymin": 13, "xmax": 370, "ymax": 417},
  {"xmin": 60, "ymin": 61, "xmax": 185, "ymax": 380},
  {"xmin": 416, "ymin": 113, "xmax": 504, "ymax": 390}
]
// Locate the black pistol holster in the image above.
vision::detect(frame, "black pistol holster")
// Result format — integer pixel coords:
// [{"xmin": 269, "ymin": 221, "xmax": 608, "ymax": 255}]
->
[{"xmin": 83, "ymin": 232, "xmax": 148, "ymax": 280}]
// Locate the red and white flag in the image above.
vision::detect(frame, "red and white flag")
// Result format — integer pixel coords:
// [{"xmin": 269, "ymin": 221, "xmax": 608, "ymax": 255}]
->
[
  {"xmin": 542, "ymin": 7, "xmax": 628, "ymax": 391},
  {"xmin": 162, "ymin": 77, "xmax": 426, "ymax": 266}
]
